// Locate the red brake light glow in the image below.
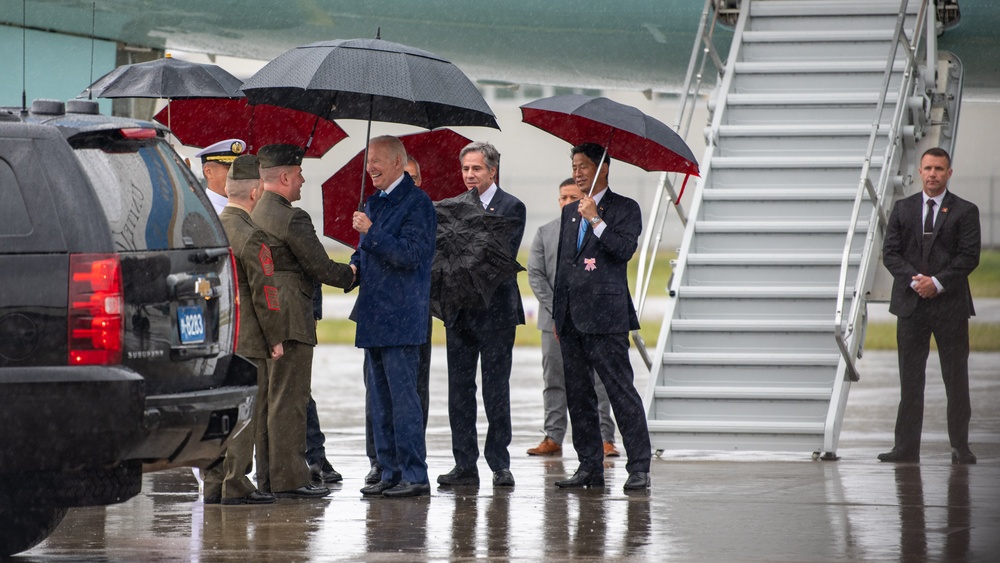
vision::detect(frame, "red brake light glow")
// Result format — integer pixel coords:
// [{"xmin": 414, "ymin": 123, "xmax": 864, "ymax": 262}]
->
[
  {"xmin": 120, "ymin": 128, "xmax": 157, "ymax": 139},
  {"xmin": 68, "ymin": 253, "xmax": 124, "ymax": 365}
]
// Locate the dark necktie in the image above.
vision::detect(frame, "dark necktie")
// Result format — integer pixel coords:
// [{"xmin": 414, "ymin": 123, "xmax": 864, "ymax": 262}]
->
[{"xmin": 920, "ymin": 199, "xmax": 935, "ymax": 274}]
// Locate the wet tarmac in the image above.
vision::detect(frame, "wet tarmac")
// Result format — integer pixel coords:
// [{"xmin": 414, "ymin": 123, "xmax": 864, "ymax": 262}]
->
[{"xmin": 17, "ymin": 347, "xmax": 1000, "ymax": 562}]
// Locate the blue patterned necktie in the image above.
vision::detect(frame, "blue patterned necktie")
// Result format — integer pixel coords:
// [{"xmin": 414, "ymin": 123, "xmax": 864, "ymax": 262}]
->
[{"xmin": 577, "ymin": 219, "xmax": 587, "ymax": 251}]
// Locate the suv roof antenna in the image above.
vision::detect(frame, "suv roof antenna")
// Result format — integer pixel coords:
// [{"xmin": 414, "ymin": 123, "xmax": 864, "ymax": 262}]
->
[
  {"xmin": 88, "ymin": 3, "xmax": 96, "ymax": 100},
  {"xmin": 21, "ymin": 0, "xmax": 27, "ymax": 113}
]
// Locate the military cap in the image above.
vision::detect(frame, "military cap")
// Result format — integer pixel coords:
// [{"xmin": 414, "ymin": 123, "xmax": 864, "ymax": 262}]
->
[
  {"xmin": 194, "ymin": 138, "xmax": 246, "ymax": 164},
  {"xmin": 228, "ymin": 154, "xmax": 260, "ymax": 180},
  {"xmin": 258, "ymin": 144, "xmax": 305, "ymax": 168}
]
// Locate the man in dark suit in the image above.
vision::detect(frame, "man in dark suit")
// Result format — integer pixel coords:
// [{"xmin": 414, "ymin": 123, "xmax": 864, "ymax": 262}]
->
[
  {"xmin": 201, "ymin": 155, "xmax": 278, "ymax": 506},
  {"xmin": 438, "ymin": 141, "xmax": 525, "ymax": 489},
  {"xmin": 553, "ymin": 143, "xmax": 651, "ymax": 491},
  {"xmin": 351, "ymin": 135, "xmax": 437, "ymax": 498},
  {"xmin": 251, "ymin": 144, "xmax": 354, "ymax": 499},
  {"xmin": 879, "ymin": 147, "xmax": 981, "ymax": 465}
]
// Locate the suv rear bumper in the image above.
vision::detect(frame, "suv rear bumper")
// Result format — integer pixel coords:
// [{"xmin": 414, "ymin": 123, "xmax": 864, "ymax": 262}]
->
[{"xmin": 0, "ymin": 355, "xmax": 256, "ymax": 474}]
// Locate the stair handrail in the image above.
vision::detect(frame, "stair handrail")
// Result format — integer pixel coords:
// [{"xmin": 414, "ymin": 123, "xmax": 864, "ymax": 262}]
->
[
  {"xmin": 633, "ymin": 0, "xmax": 727, "ymax": 369},
  {"xmin": 834, "ymin": 0, "xmax": 930, "ymax": 381}
]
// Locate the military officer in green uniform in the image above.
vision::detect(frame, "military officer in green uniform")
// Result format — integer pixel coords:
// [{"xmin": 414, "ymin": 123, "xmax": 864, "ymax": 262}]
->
[
  {"xmin": 251, "ymin": 144, "xmax": 355, "ymax": 499},
  {"xmin": 202, "ymin": 155, "xmax": 281, "ymax": 505}
]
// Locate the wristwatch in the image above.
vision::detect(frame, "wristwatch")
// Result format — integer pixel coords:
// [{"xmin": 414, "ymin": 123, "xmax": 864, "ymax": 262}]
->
[{"xmin": 589, "ymin": 215, "xmax": 602, "ymax": 226}]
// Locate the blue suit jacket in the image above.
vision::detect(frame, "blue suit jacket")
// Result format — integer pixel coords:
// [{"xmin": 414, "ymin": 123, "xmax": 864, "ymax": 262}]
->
[
  {"xmin": 351, "ymin": 176, "xmax": 437, "ymax": 348},
  {"xmin": 553, "ymin": 188, "xmax": 641, "ymax": 335},
  {"xmin": 445, "ymin": 186, "xmax": 526, "ymax": 331}
]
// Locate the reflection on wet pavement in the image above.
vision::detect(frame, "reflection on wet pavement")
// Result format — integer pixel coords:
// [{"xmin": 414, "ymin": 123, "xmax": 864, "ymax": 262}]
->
[{"xmin": 20, "ymin": 348, "xmax": 1000, "ymax": 561}]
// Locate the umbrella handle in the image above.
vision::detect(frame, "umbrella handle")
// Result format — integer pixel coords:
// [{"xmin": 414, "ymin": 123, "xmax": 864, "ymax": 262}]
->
[
  {"xmin": 358, "ymin": 94, "xmax": 375, "ymax": 212},
  {"xmin": 587, "ymin": 130, "xmax": 614, "ymax": 197}
]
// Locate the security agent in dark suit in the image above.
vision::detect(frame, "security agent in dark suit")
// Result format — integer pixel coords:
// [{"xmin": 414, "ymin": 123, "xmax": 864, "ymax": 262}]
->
[
  {"xmin": 437, "ymin": 141, "xmax": 525, "ymax": 489},
  {"xmin": 201, "ymin": 155, "xmax": 278, "ymax": 505},
  {"xmin": 350, "ymin": 136, "xmax": 437, "ymax": 498},
  {"xmin": 250, "ymin": 144, "xmax": 354, "ymax": 499},
  {"xmin": 879, "ymin": 147, "xmax": 981, "ymax": 465},
  {"xmin": 552, "ymin": 143, "xmax": 651, "ymax": 491}
]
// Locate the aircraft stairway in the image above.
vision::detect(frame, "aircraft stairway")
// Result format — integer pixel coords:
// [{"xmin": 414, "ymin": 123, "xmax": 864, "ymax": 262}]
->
[{"xmin": 644, "ymin": 0, "xmax": 961, "ymax": 456}]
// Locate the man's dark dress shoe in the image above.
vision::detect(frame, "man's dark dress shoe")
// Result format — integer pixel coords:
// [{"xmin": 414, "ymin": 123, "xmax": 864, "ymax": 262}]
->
[
  {"xmin": 437, "ymin": 466, "xmax": 480, "ymax": 486},
  {"xmin": 361, "ymin": 480, "xmax": 398, "ymax": 496},
  {"xmin": 952, "ymin": 448, "xmax": 977, "ymax": 465},
  {"xmin": 221, "ymin": 490, "xmax": 275, "ymax": 505},
  {"xmin": 309, "ymin": 460, "xmax": 343, "ymax": 484},
  {"xmin": 877, "ymin": 449, "xmax": 920, "ymax": 463},
  {"xmin": 555, "ymin": 469, "xmax": 605, "ymax": 488},
  {"xmin": 493, "ymin": 469, "xmax": 515, "ymax": 487},
  {"xmin": 383, "ymin": 481, "xmax": 431, "ymax": 498},
  {"xmin": 273, "ymin": 484, "xmax": 331, "ymax": 499},
  {"xmin": 365, "ymin": 464, "xmax": 383, "ymax": 484},
  {"xmin": 203, "ymin": 495, "xmax": 221, "ymax": 505},
  {"xmin": 623, "ymin": 472, "xmax": 651, "ymax": 490}
]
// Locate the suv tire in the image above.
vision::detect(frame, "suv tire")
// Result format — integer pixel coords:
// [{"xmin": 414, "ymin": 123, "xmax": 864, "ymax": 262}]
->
[
  {"xmin": 0, "ymin": 505, "xmax": 68, "ymax": 557},
  {"xmin": 3, "ymin": 461, "xmax": 142, "ymax": 508}
]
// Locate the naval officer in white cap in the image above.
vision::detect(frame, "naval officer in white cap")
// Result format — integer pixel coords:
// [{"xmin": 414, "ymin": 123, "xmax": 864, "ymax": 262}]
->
[{"xmin": 195, "ymin": 138, "xmax": 246, "ymax": 214}]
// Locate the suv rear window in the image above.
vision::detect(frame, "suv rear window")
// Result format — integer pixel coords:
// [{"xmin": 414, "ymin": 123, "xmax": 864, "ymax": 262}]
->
[{"xmin": 73, "ymin": 136, "xmax": 226, "ymax": 251}]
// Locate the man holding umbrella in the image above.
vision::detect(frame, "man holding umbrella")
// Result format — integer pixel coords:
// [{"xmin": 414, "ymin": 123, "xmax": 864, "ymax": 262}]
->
[
  {"xmin": 351, "ymin": 136, "xmax": 436, "ymax": 498},
  {"xmin": 438, "ymin": 141, "xmax": 525, "ymax": 489},
  {"xmin": 553, "ymin": 142, "xmax": 651, "ymax": 491}
]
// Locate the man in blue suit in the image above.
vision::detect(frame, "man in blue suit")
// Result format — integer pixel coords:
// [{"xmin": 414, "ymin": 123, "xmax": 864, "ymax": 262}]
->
[
  {"xmin": 437, "ymin": 141, "xmax": 525, "ymax": 489},
  {"xmin": 552, "ymin": 143, "xmax": 651, "ymax": 492},
  {"xmin": 351, "ymin": 135, "xmax": 437, "ymax": 497}
]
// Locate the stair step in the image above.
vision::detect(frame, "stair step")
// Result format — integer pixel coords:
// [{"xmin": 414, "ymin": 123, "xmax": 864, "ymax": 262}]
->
[
  {"xmin": 654, "ymin": 386, "xmax": 833, "ymax": 401},
  {"xmin": 686, "ymin": 253, "xmax": 859, "ymax": 265},
  {"xmin": 710, "ymin": 155, "xmax": 883, "ymax": 169},
  {"xmin": 741, "ymin": 29, "xmax": 895, "ymax": 43},
  {"xmin": 694, "ymin": 221, "xmax": 868, "ymax": 233},
  {"xmin": 647, "ymin": 420, "xmax": 825, "ymax": 435},
  {"xmin": 662, "ymin": 352, "xmax": 840, "ymax": 366},
  {"xmin": 702, "ymin": 189, "xmax": 863, "ymax": 200},
  {"xmin": 715, "ymin": 123, "xmax": 885, "ymax": 136},
  {"xmin": 724, "ymin": 92, "xmax": 888, "ymax": 106},
  {"xmin": 735, "ymin": 60, "xmax": 906, "ymax": 74},
  {"xmin": 750, "ymin": 0, "xmax": 919, "ymax": 18},
  {"xmin": 677, "ymin": 286, "xmax": 846, "ymax": 298},
  {"xmin": 671, "ymin": 319, "xmax": 832, "ymax": 332}
]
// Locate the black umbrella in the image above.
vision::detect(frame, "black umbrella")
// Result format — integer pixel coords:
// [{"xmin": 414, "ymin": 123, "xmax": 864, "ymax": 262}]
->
[
  {"xmin": 430, "ymin": 189, "xmax": 524, "ymax": 323},
  {"xmin": 241, "ymin": 35, "xmax": 499, "ymax": 209},
  {"xmin": 81, "ymin": 55, "xmax": 243, "ymax": 100}
]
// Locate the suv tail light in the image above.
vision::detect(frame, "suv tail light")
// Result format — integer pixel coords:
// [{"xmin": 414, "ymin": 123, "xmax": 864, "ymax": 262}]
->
[
  {"xmin": 69, "ymin": 254, "xmax": 123, "ymax": 365},
  {"xmin": 228, "ymin": 248, "xmax": 240, "ymax": 351}
]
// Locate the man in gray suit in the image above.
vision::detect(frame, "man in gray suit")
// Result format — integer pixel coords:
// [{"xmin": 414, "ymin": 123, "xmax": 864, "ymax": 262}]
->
[{"xmin": 526, "ymin": 178, "xmax": 618, "ymax": 458}]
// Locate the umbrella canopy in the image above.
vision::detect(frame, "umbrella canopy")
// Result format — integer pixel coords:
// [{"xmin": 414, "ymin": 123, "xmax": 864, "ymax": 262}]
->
[
  {"xmin": 322, "ymin": 129, "xmax": 472, "ymax": 249},
  {"xmin": 520, "ymin": 94, "xmax": 699, "ymax": 177},
  {"xmin": 81, "ymin": 56, "xmax": 243, "ymax": 99},
  {"xmin": 430, "ymin": 189, "xmax": 524, "ymax": 323},
  {"xmin": 153, "ymin": 98, "xmax": 348, "ymax": 157},
  {"xmin": 242, "ymin": 38, "xmax": 499, "ymax": 129}
]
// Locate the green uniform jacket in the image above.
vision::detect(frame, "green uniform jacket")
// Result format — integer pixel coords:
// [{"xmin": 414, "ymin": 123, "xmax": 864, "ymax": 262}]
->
[
  {"xmin": 251, "ymin": 190, "xmax": 354, "ymax": 345},
  {"xmin": 219, "ymin": 206, "xmax": 281, "ymax": 358}
]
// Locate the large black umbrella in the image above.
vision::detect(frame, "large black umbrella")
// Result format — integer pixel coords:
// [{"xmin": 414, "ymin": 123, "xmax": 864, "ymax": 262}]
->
[
  {"xmin": 81, "ymin": 55, "xmax": 243, "ymax": 100},
  {"xmin": 430, "ymin": 189, "xmax": 524, "ymax": 323},
  {"xmin": 520, "ymin": 94, "xmax": 699, "ymax": 197},
  {"xmin": 241, "ymin": 36, "xmax": 499, "ymax": 208}
]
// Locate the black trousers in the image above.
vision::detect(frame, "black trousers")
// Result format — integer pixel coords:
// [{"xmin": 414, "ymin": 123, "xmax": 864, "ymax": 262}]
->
[
  {"xmin": 445, "ymin": 323, "xmax": 515, "ymax": 472},
  {"xmin": 560, "ymin": 321, "xmax": 651, "ymax": 475},
  {"xmin": 893, "ymin": 299, "xmax": 972, "ymax": 455}
]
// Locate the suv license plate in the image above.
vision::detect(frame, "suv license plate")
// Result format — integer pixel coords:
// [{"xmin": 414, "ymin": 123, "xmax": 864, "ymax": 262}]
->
[{"xmin": 177, "ymin": 306, "xmax": 206, "ymax": 344}]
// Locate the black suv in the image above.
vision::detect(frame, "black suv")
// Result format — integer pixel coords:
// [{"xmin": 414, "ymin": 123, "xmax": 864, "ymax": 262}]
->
[{"xmin": 0, "ymin": 99, "xmax": 256, "ymax": 556}]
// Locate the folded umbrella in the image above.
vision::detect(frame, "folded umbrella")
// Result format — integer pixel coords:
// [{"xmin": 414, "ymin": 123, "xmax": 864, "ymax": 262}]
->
[
  {"xmin": 322, "ymin": 129, "xmax": 472, "ymax": 249},
  {"xmin": 153, "ymin": 98, "xmax": 348, "ymax": 157}
]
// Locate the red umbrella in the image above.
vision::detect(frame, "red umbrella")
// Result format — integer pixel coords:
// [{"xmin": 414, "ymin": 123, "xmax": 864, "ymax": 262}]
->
[
  {"xmin": 153, "ymin": 98, "xmax": 348, "ymax": 157},
  {"xmin": 322, "ymin": 129, "xmax": 472, "ymax": 248}
]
